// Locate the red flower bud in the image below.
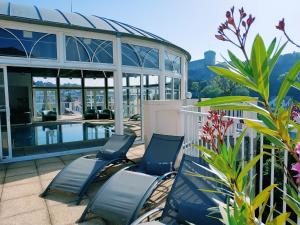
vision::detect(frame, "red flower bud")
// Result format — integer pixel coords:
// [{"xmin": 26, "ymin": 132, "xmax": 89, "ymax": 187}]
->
[
  {"xmin": 215, "ymin": 35, "xmax": 226, "ymax": 41},
  {"xmin": 276, "ymin": 18, "xmax": 285, "ymax": 31},
  {"xmin": 247, "ymin": 14, "xmax": 255, "ymax": 26},
  {"xmin": 226, "ymin": 11, "xmax": 231, "ymax": 18},
  {"xmin": 228, "ymin": 17, "xmax": 235, "ymax": 26}
]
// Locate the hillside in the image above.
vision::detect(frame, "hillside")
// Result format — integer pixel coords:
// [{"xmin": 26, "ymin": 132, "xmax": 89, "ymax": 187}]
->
[{"xmin": 188, "ymin": 51, "xmax": 300, "ymax": 101}]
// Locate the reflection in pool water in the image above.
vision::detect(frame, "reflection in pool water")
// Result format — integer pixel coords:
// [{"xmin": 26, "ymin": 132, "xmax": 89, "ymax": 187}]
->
[{"xmin": 11, "ymin": 123, "xmax": 114, "ymax": 148}]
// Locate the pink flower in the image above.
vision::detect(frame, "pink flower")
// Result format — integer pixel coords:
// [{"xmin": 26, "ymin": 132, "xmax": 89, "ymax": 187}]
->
[
  {"xmin": 296, "ymin": 143, "xmax": 300, "ymax": 155},
  {"xmin": 292, "ymin": 162, "xmax": 300, "ymax": 173}
]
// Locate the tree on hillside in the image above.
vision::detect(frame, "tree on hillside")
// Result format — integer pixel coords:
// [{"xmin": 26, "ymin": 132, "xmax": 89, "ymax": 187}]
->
[
  {"xmin": 200, "ymin": 76, "xmax": 249, "ymax": 97},
  {"xmin": 191, "ymin": 80, "xmax": 207, "ymax": 99}
]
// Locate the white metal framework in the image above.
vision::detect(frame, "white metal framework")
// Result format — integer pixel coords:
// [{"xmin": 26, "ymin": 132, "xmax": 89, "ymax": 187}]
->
[{"xmin": 0, "ymin": 3, "xmax": 190, "ymax": 162}]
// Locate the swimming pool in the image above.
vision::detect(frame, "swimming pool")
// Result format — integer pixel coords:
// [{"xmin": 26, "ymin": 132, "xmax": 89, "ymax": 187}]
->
[{"xmin": 11, "ymin": 122, "xmax": 114, "ymax": 148}]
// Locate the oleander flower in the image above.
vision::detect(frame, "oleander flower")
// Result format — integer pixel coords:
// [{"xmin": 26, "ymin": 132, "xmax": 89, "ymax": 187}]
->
[
  {"xmin": 276, "ymin": 18, "xmax": 285, "ymax": 31},
  {"xmin": 292, "ymin": 162, "xmax": 300, "ymax": 185}
]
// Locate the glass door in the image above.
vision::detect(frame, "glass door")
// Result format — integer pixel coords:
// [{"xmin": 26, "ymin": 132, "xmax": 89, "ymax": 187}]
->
[
  {"xmin": 0, "ymin": 67, "xmax": 12, "ymax": 160},
  {"xmin": 33, "ymin": 89, "xmax": 57, "ymax": 118}
]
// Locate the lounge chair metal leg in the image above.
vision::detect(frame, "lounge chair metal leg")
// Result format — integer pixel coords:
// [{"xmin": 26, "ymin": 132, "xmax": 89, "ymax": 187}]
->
[
  {"xmin": 77, "ymin": 208, "xmax": 89, "ymax": 223},
  {"xmin": 39, "ymin": 187, "xmax": 50, "ymax": 197}
]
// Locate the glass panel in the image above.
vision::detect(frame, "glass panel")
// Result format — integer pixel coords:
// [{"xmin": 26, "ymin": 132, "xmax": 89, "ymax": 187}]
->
[
  {"xmin": 123, "ymin": 73, "xmax": 141, "ymax": 138},
  {"xmin": 122, "ymin": 43, "xmax": 159, "ymax": 69},
  {"xmin": 84, "ymin": 78, "xmax": 105, "ymax": 87},
  {"xmin": 65, "ymin": 36, "xmax": 90, "ymax": 62},
  {"xmin": 174, "ymin": 78, "xmax": 181, "ymax": 100},
  {"xmin": 33, "ymin": 90, "xmax": 57, "ymax": 117},
  {"xmin": 32, "ymin": 77, "xmax": 57, "ymax": 87},
  {"xmin": 165, "ymin": 77, "xmax": 173, "ymax": 100},
  {"xmin": 65, "ymin": 36, "xmax": 113, "ymax": 64},
  {"xmin": 0, "ymin": 28, "xmax": 57, "ymax": 59},
  {"xmin": 107, "ymin": 77, "xmax": 114, "ymax": 87},
  {"xmin": 60, "ymin": 78, "xmax": 82, "ymax": 87},
  {"xmin": 143, "ymin": 75, "xmax": 159, "ymax": 100},
  {"xmin": 165, "ymin": 51, "xmax": 181, "ymax": 74},
  {"xmin": 107, "ymin": 89, "xmax": 114, "ymax": 110},
  {"xmin": 0, "ymin": 28, "xmax": 27, "ymax": 57},
  {"xmin": 60, "ymin": 89, "xmax": 82, "ymax": 116},
  {"xmin": 85, "ymin": 89, "xmax": 105, "ymax": 110},
  {"xmin": 30, "ymin": 34, "xmax": 57, "ymax": 59}
]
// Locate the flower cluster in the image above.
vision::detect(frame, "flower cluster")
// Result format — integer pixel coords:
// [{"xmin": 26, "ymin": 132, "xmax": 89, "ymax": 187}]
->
[
  {"xmin": 291, "ymin": 105, "xmax": 300, "ymax": 122},
  {"xmin": 291, "ymin": 143, "xmax": 300, "ymax": 185},
  {"xmin": 215, "ymin": 6, "xmax": 255, "ymax": 60},
  {"xmin": 202, "ymin": 111, "xmax": 234, "ymax": 153}
]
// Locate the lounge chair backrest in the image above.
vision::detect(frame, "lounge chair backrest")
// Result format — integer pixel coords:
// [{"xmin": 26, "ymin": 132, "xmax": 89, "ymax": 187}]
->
[
  {"xmin": 96, "ymin": 134, "xmax": 136, "ymax": 159},
  {"xmin": 139, "ymin": 133, "xmax": 184, "ymax": 175},
  {"xmin": 160, "ymin": 154, "xmax": 224, "ymax": 225}
]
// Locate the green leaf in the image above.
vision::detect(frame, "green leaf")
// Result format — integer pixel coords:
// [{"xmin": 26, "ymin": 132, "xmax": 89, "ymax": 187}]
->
[
  {"xmin": 267, "ymin": 38, "xmax": 276, "ymax": 58},
  {"xmin": 236, "ymin": 152, "xmax": 265, "ymax": 191},
  {"xmin": 269, "ymin": 42, "xmax": 287, "ymax": 75},
  {"xmin": 293, "ymin": 81, "xmax": 300, "ymax": 90},
  {"xmin": 231, "ymin": 129, "xmax": 247, "ymax": 166},
  {"xmin": 208, "ymin": 66, "xmax": 259, "ymax": 92},
  {"xmin": 196, "ymin": 96, "xmax": 258, "ymax": 107},
  {"xmin": 211, "ymin": 103, "xmax": 271, "ymax": 120},
  {"xmin": 244, "ymin": 120, "xmax": 279, "ymax": 138},
  {"xmin": 267, "ymin": 212, "xmax": 290, "ymax": 225},
  {"xmin": 253, "ymin": 184, "xmax": 277, "ymax": 210},
  {"xmin": 258, "ymin": 114, "xmax": 277, "ymax": 130},
  {"xmin": 283, "ymin": 196, "xmax": 300, "ymax": 217},
  {"xmin": 275, "ymin": 60, "xmax": 300, "ymax": 113},
  {"xmin": 250, "ymin": 35, "xmax": 269, "ymax": 99},
  {"xmin": 227, "ymin": 50, "xmax": 251, "ymax": 76}
]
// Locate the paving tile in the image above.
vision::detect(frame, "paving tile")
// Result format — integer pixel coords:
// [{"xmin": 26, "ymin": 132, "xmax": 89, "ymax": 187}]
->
[
  {"xmin": 7, "ymin": 160, "xmax": 35, "ymax": 169},
  {"xmin": 49, "ymin": 199, "xmax": 89, "ymax": 225},
  {"xmin": 36, "ymin": 157, "xmax": 62, "ymax": 166},
  {"xmin": 4, "ymin": 173, "xmax": 39, "ymax": 187},
  {"xmin": 37, "ymin": 162, "xmax": 65, "ymax": 173},
  {"xmin": 0, "ymin": 209, "xmax": 51, "ymax": 225},
  {"xmin": 2, "ymin": 181, "xmax": 42, "ymax": 201},
  {"xmin": 5, "ymin": 166, "xmax": 37, "ymax": 178},
  {"xmin": 0, "ymin": 195, "xmax": 46, "ymax": 218},
  {"xmin": 39, "ymin": 170, "xmax": 60, "ymax": 181}
]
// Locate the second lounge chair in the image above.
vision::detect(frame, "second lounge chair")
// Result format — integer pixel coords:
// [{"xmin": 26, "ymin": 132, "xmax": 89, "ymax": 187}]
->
[{"xmin": 78, "ymin": 133, "xmax": 184, "ymax": 224}]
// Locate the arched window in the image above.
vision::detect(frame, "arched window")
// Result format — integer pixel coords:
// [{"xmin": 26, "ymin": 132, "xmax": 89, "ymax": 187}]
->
[
  {"xmin": 0, "ymin": 28, "xmax": 27, "ymax": 57},
  {"xmin": 65, "ymin": 36, "xmax": 113, "ymax": 64},
  {"xmin": 0, "ymin": 27, "xmax": 57, "ymax": 59},
  {"xmin": 65, "ymin": 36, "xmax": 90, "ymax": 62},
  {"xmin": 165, "ymin": 51, "xmax": 181, "ymax": 74},
  {"xmin": 121, "ymin": 43, "xmax": 159, "ymax": 69}
]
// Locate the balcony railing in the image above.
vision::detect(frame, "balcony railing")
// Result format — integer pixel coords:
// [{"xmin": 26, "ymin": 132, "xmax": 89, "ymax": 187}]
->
[{"xmin": 180, "ymin": 105, "xmax": 300, "ymax": 223}]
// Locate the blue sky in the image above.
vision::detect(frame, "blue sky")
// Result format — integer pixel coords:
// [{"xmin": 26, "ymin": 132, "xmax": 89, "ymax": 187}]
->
[{"xmin": 9, "ymin": 0, "xmax": 300, "ymax": 62}]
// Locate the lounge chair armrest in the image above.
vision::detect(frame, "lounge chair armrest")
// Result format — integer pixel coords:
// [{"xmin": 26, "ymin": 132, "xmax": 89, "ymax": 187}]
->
[
  {"xmin": 159, "ymin": 171, "xmax": 177, "ymax": 181},
  {"xmin": 130, "ymin": 207, "xmax": 163, "ymax": 225}
]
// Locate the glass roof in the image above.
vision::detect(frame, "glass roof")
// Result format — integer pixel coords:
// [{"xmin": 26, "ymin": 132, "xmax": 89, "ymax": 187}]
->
[{"xmin": 0, "ymin": 1, "xmax": 190, "ymax": 60}]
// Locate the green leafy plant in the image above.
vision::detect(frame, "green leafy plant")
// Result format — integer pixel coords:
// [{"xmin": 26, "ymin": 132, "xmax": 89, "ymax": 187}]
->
[
  {"xmin": 194, "ymin": 6, "xmax": 300, "ymax": 224},
  {"xmin": 195, "ymin": 111, "xmax": 290, "ymax": 224}
]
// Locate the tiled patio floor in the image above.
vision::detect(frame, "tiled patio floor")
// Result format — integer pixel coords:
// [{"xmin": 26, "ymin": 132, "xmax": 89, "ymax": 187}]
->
[{"xmin": 0, "ymin": 145, "xmax": 172, "ymax": 225}]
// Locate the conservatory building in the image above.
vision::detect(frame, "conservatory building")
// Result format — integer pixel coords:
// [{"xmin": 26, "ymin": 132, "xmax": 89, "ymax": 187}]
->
[{"xmin": 0, "ymin": 2, "xmax": 190, "ymax": 162}]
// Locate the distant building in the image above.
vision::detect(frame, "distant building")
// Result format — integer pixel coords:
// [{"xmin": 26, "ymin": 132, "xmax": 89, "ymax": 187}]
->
[{"xmin": 188, "ymin": 50, "xmax": 216, "ymax": 97}]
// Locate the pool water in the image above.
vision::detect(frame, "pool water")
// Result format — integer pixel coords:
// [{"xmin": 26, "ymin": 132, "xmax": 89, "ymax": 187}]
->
[{"xmin": 11, "ymin": 123, "xmax": 114, "ymax": 148}]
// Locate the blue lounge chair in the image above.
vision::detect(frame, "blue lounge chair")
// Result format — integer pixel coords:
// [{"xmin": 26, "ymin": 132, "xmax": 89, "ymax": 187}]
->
[
  {"xmin": 40, "ymin": 134, "xmax": 136, "ymax": 204},
  {"xmin": 131, "ymin": 154, "xmax": 224, "ymax": 225},
  {"xmin": 78, "ymin": 133, "xmax": 184, "ymax": 224}
]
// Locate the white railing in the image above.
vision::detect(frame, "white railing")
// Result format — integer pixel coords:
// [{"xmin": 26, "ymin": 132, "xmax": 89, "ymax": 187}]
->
[{"xmin": 181, "ymin": 105, "xmax": 300, "ymax": 224}]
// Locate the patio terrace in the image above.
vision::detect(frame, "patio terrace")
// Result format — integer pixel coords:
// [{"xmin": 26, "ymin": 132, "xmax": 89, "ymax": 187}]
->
[{"xmin": 0, "ymin": 144, "xmax": 171, "ymax": 225}]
